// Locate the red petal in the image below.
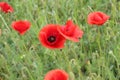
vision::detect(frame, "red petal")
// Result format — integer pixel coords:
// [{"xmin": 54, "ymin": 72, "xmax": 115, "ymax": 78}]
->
[
  {"xmin": 11, "ymin": 20, "xmax": 31, "ymax": 35},
  {"xmin": 0, "ymin": 2, "xmax": 13, "ymax": 13},
  {"xmin": 44, "ymin": 69, "xmax": 68, "ymax": 80},
  {"xmin": 38, "ymin": 24, "xmax": 66, "ymax": 49},
  {"xmin": 58, "ymin": 20, "xmax": 83, "ymax": 42},
  {"xmin": 87, "ymin": 11, "xmax": 110, "ymax": 26}
]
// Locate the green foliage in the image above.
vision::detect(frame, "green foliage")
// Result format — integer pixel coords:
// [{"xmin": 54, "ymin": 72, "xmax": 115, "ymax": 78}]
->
[{"xmin": 0, "ymin": 0, "xmax": 120, "ymax": 80}]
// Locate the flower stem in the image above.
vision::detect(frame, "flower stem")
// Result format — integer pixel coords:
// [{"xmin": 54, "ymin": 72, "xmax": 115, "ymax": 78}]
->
[{"xmin": 0, "ymin": 14, "xmax": 10, "ymax": 31}]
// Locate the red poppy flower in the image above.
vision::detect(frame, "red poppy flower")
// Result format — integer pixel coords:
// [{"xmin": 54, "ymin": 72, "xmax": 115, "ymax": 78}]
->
[
  {"xmin": 11, "ymin": 20, "xmax": 31, "ymax": 35},
  {"xmin": 44, "ymin": 69, "xmax": 68, "ymax": 80},
  {"xmin": 39, "ymin": 24, "xmax": 66, "ymax": 49},
  {"xmin": 58, "ymin": 20, "xmax": 83, "ymax": 42},
  {"xmin": 0, "ymin": 2, "xmax": 13, "ymax": 13},
  {"xmin": 87, "ymin": 11, "xmax": 109, "ymax": 25}
]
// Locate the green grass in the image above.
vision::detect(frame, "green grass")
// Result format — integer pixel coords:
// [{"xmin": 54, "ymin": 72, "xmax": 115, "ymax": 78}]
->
[{"xmin": 0, "ymin": 0, "xmax": 120, "ymax": 80}]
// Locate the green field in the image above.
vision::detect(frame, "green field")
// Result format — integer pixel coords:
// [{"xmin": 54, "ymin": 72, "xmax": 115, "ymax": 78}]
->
[{"xmin": 0, "ymin": 0, "xmax": 120, "ymax": 80}]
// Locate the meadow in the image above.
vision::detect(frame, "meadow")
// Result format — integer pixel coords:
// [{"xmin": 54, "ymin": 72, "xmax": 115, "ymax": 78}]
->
[{"xmin": 0, "ymin": 0, "xmax": 120, "ymax": 80}]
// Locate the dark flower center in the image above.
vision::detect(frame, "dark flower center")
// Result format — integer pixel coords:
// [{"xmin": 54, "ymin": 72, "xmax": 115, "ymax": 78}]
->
[{"xmin": 47, "ymin": 36, "xmax": 56, "ymax": 43}]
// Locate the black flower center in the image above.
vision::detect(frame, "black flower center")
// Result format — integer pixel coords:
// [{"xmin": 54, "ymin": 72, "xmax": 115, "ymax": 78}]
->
[{"xmin": 47, "ymin": 36, "xmax": 56, "ymax": 43}]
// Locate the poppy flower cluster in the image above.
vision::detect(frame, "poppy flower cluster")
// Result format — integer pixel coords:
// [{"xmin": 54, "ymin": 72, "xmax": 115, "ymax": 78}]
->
[
  {"xmin": 38, "ymin": 20, "xmax": 84, "ymax": 49},
  {"xmin": 38, "ymin": 12, "xmax": 109, "ymax": 49},
  {"xmin": 0, "ymin": 1, "xmax": 110, "ymax": 80},
  {"xmin": 0, "ymin": 1, "xmax": 110, "ymax": 50}
]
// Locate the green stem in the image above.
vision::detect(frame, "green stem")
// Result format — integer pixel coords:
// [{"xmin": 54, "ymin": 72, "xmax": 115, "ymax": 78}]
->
[
  {"xmin": 97, "ymin": 28, "xmax": 102, "ymax": 55},
  {"xmin": 0, "ymin": 14, "xmax": 10, "ymax": 31}
]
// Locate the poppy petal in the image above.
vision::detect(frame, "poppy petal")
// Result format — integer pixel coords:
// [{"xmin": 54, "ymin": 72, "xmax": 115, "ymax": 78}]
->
[
  {"xmin": 58, "ymin": 20, "xmax": 83, "ymax": 42},
  {"xmin": 0, "ymin": 2, "xmax": 13, "ymax": 13},
  {"xmin": 87, "ymin": 11, "xmax": 110, "ymax": 26},
  {"xmin": 44, "ymin": 69, "xmax": 69, "ymax": 80},
  {"xmin": 11, "ymin": 20, "xmax": 31, "ymax": 35},
  {"xmin": 38, "ymin": 24, "xmax": 66, "ymax": 49}
]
